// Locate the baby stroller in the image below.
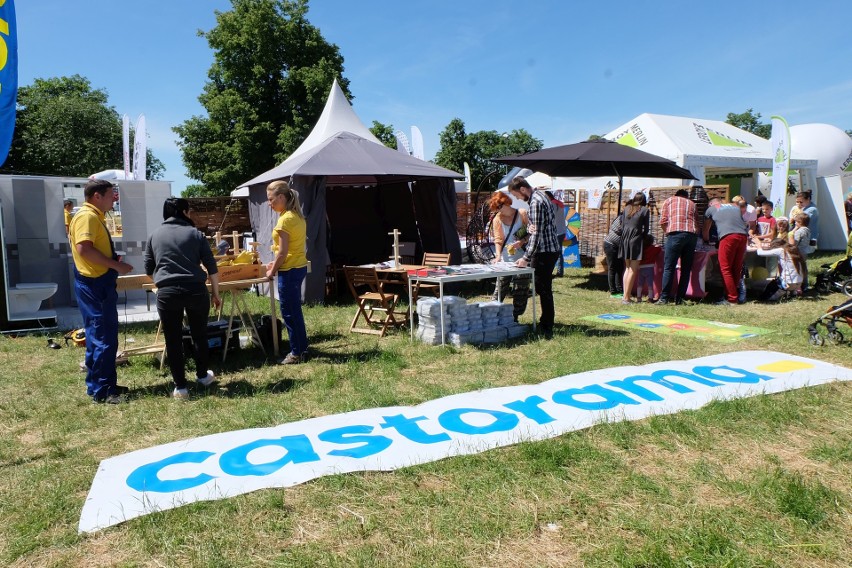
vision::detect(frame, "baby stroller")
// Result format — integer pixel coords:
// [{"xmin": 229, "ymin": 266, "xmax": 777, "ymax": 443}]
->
[
  {"xmin": 807, "ymin": 296, "xmax": 852, "ymax": 346},
  {"xmin": 814, "ymin": 255, "xmax": 852, "ymax": 296}
]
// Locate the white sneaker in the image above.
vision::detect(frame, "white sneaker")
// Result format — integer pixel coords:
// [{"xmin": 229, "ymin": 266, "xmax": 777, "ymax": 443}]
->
[
  {"xmin": 172, "ymin": 388, "xmax": 190, "ymax": 400},
  {"xmin": 196, "ymin": 370, "xmax": 216, "ymax": 387}
]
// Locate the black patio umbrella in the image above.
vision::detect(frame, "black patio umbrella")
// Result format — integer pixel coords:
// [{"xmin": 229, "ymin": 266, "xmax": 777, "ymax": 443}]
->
[{"xmin": 495, "ymin": 139, "xmax": 697, "ymax": 212}]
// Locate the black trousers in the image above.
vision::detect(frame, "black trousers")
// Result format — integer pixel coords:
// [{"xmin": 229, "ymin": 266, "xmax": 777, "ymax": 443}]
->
[
  {"xmin": 157, "ymin": 283, "xmax": 211, "ymax": 389},
  {"xmin": 603, "ymin": 241, "xmax": 623, "ymax": 294},
  {"xmin": 532, "ymin": 251, "xmax": 560, "ymax": 332}
]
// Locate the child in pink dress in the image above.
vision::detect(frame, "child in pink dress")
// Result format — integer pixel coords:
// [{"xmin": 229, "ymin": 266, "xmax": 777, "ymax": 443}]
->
[{"xmin": 636, "ymin": 235, "xmax": 662, "ymax": 302}]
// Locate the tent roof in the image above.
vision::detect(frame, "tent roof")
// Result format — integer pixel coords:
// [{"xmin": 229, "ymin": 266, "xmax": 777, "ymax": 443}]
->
[
  {"xmin": 287, "ymin": 78, "xmax": 381, "ymax": 161},
  {"xmin": 236, "ymin": 80, "xmax": 460, "ymax": 191},
  {"xmin": 238, "ymin": 132, "xmax": 460, "ymax": 188},
  {"xmin": 604, "ymin": 113, "xmax": 818, "ymax": 169}
]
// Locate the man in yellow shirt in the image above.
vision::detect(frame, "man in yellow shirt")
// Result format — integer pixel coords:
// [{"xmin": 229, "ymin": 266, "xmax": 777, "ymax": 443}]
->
[
  {"xmin": 68, "ymin": 180, "xmax": 133, "ymax": 404},
  {"xmin": 63, "ymin": 199, "xmax": 74, "ymax": 235}
]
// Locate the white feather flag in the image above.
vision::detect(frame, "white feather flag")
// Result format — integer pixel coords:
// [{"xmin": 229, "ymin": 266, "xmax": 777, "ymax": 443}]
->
[{"xmin": 132, "ymin": 114, "xmax": 147, "ymax": 181}]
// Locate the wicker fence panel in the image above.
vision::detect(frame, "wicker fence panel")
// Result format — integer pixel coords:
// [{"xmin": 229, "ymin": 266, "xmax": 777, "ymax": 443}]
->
[
  {"xmin": 575, "ymin": 185, "xmax": 729, "ymax": 259},
  {"xmin": 454, "ymin": 186, "xmax": 728, "ymax": 260}
]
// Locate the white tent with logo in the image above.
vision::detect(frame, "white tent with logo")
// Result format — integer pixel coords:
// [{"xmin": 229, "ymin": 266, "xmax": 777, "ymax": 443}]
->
[{"xmin": 526, "ymin": 113, "xmax": 852, "ymax": 250}]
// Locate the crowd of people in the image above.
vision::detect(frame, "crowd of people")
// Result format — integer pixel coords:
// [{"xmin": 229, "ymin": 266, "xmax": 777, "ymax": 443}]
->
[
  {"xmin": 69, "ymin": 178, "xmax": 310, "ymax": 404},
  {"xmin": 67, "ymin": 173, "xmax": 837, "ymax": 405},
  {"xmin": 600, "ymin": 188, "xmax": 824, "ymax": 307}
]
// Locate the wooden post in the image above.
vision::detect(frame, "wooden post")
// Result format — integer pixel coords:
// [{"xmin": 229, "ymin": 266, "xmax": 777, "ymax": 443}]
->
[{"xmin": 388, "ymin": 229, "xmax": 402, "ymax": 268}]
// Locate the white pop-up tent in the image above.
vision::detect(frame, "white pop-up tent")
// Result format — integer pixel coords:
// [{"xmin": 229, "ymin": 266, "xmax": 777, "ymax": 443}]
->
[
  {"xmin": 527, "ymin": 114, "xmax": 852, "ymax": 249},
  {"xmin": 605, "ymin": 113, "xmax": 818, "ymax": 187},
  {"xmin": 536, "ymin": 114, "xmax": 817, "ymax": 190}
]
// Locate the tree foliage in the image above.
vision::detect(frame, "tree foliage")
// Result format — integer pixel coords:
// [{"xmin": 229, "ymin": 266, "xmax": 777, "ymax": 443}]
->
[
  {"xmin": 370, "ymin": 120, "xmax": 397, "ymax": 150},
  {"xmin": 0, "ymin": 75, "xmax": 164, "ymax": 179},
  {"xmin": 173, "ymin": 0, "xmax": 349, "ymax": 196},
  {"xmin": 434, "ymin": 118, "xmax": 543, "ymax": 192},
  {"xmin": 725, "ymin": 108, "xmax": 771, "ymax": 139}
]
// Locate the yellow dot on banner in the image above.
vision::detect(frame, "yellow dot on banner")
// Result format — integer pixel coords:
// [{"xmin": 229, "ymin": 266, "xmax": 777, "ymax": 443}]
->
[
  {"xmin": 714, "ymin": 329, "xmax": 741, "ymax": 337},
  {"xmin": 756, "ymin": 360, "xmax": 815, "ymax": 373}
]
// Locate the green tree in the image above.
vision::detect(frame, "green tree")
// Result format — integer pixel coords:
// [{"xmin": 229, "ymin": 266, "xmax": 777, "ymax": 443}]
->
[
  {"xmin": 174, "ymin": 0, "xmax": 349, "ymax": 196},
  {"xmin": 435, "ymin": 118, "xmax": 542, "ymax": 192},
  {"xmin": 725, "ymin": 108, "xmax": 771, "ymax": 139},
  {"xmin": 0, "ymin": 75, "xmax": 164, "ymax": 179},
  {"xmin": 369, "ymin": 120, "xmax": 397, "ymax": 150}
]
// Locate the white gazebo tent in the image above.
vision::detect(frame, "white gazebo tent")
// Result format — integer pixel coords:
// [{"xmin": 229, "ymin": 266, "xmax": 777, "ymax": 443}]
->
[
  {"xmin": 234, "ymin": 80, "xmax": 462, "ymax": 302},
  {"xmin": 526, "ymin": 114, "xmax": 845, "ymax": 247}
]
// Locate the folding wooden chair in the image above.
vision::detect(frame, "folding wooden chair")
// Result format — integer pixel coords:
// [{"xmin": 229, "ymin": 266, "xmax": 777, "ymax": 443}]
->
[
  {"xmin": 344, "ymin": 266, "xmax": 409, "ymax": 336},
  {"xmin": 412, "ymin": 252, "xmax": 452, "ymax": 303}
]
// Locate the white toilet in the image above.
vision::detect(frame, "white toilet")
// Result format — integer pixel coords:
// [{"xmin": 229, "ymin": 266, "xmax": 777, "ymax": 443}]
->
[{"xmin": 7, "ymin": 283, "xmax": 59, "ymax": 316}]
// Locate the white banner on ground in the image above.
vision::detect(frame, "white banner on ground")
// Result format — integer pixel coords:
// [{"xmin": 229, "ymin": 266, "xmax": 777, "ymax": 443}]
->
[
  {"xmin": 78, "ymin": 351, "xmax": 852, "ymax": 533},
  {"xmin": 769, "ymin": 116, "xmax": 790, "ymax": 217}
]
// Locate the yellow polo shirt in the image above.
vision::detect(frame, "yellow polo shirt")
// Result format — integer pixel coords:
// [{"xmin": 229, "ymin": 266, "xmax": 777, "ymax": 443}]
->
[
  {"xmin": 69, "ymin": 202, "xmax": 113, "ymax": 277},
  {"xmin": 271, "ymin": 211, "xmax": 308, "ymax": 271}
]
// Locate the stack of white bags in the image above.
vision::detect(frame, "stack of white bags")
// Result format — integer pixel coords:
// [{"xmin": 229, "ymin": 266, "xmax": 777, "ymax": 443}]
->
[{"xmin": 415, "ymin": 296, "xmax": 529, "ymax": 346}]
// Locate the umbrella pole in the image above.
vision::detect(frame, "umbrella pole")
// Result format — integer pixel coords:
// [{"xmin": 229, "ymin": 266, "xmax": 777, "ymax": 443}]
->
[{"xmin": 613, "ymin": 165, "xmax": 623, "ymax": 215}]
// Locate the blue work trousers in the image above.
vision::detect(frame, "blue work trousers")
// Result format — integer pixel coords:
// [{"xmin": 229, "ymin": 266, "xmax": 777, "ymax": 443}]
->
[
  {"xmin": 277, "ymin": 266, "xmax": 308, "ymax": 357},
  {"xmin": 75, "ymin": 269, "xmax": 119, "ymax": 400}
]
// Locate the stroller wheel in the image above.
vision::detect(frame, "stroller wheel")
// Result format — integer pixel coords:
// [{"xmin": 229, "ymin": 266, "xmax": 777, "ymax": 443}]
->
[
  {"xmin": 827, "ymin": 330, "xmax": 844, "ymax": 345},
  {"xmin": 842, "ymin": 280, "xmax": 852, "ymax": 297},
  {"xmin": 808, "ymin": 333, "xmax": 825, "ymax": 346}
]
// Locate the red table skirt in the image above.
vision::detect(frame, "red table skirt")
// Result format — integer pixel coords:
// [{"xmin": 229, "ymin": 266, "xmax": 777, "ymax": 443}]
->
[{"xmin": 649, "ymin": 249, "xmax": 717, "ymax": 299}]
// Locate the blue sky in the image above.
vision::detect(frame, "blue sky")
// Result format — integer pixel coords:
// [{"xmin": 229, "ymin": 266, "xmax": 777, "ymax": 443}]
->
[{"xmin": 15, "ymin": 0, "xmax": 852, "ymax": 193}]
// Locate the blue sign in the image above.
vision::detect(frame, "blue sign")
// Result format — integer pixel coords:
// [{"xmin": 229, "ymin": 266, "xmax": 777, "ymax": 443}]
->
[{"xmin": 0, "ymin": 0, "xmax": 18, "ymax": 167}]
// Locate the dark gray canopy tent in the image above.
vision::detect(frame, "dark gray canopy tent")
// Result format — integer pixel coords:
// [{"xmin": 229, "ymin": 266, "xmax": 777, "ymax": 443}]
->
[{"xmin": 237, "ymin": 131, "xmax": 463, "ymax": 303}]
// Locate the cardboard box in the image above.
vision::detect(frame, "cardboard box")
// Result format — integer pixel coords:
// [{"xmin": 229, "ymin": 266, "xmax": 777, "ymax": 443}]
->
[
  {"xmin": 116, "ymin": 274, "xmax": 154, "ymax": 291},
  {"xmin": 216, "ymin": 263, "xmax": 263, "ymax": 282}
]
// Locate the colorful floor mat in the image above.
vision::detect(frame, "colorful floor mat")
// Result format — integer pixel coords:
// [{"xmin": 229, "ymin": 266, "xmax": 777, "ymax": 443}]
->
[{"xmin": 581, "ymin": 312, "xmax": 774, "ymax": 343}]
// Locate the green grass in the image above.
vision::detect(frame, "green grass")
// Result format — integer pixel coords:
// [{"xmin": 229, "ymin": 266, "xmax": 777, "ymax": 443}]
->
[{"xmin": 1, "ymin": 252, "xmax": 850, "ymax": 567}]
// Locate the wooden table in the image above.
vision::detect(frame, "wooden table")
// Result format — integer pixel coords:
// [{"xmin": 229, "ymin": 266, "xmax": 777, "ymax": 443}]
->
[{"xmin": 123, "ymin": 275, "xmax": 280, "ymax": 363}]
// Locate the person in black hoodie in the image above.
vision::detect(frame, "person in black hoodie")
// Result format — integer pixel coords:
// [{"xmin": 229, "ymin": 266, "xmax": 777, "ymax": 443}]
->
[{"xmin": 144, "ymin": 198, "xmax": 221, "ymax": 399}]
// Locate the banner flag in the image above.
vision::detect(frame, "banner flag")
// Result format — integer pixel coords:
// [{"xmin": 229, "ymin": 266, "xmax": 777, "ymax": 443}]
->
[
  {"xmin": 410, "ymin": 125, "xmax": 424, "ymax": 160},
  {"xmin": 77, "ymin": 350, "xmax": 852, "ymax": 533},
  {"xmin": 132, "ymin": 114, "xmax": 146, "ymax": 180},
  {"xmin": 122, "ymin": 114, "xmax": 130, "ymax": 180},
  {"xmin": 0, "ymin": 0, "xmax": 18, "ymax": 167},
  {"xmin": 769, "ymin": 116, "xmax": 791, "ymax": 217},
  {"xmin": 394, "ymin": 129, "xmax": 410, "ymax": 155}
]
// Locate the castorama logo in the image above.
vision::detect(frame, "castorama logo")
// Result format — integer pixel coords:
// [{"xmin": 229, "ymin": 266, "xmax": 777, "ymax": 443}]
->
[{"xmin": 78, "ymin": 351, "xmax": 852, "ymax": 533}]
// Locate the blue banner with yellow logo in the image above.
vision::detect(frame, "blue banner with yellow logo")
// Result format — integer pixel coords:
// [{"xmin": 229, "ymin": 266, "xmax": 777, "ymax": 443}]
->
[{"xmin": 0, "ymin": 0, "xmax": 18, "ymax": 167}]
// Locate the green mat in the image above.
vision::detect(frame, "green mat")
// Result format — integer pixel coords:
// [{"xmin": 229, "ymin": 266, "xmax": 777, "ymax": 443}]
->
[{"xmin": 581, "ymin": 312, "xmax": 774, "ymax": 343}]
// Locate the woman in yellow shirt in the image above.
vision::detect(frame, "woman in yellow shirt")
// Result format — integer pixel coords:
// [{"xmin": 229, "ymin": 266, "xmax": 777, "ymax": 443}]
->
[{"xmin": 265, "ymin": 180, "xmax": 309, "ymax": 364}]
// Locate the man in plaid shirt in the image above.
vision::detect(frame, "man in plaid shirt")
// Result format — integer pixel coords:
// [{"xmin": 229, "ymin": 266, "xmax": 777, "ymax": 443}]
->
[
  {"xmin": 508, "ymin": 177, "xmax": 560, "ymax": 339},
  {"xmin": 656, "ymin": 188, "xmax": 698, "ymax": 305}
]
